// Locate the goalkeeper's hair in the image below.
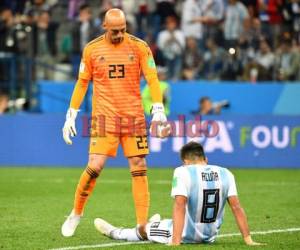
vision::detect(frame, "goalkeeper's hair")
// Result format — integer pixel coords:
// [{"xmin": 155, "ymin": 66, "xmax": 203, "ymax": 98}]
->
[{"xmin": 180, "ymin": 141, "xmax": 206, "ymax": 161}]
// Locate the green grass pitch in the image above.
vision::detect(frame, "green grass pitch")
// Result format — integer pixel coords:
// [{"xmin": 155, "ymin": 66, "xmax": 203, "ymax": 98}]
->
[{"xmin": 0, "ymin": 167, "xmax": 300, "ymax": 250}]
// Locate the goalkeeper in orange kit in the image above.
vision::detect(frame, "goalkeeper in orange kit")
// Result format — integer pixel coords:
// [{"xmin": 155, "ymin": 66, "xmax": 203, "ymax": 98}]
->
[{"xmin": 61, "ymin": 8, "xmax": 170, "ymax": 237}]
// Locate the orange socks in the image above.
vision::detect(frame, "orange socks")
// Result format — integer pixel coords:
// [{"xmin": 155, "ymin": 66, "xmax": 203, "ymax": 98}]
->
[
  {"xmin": 74, "ymin": 166, "xmax": 99, "ymax": 215},
  {"xmin": 73, "ymin": 165, "xmax": 149, "ymax": 224},
  {"xmin": 131, "ymin": 168, "xmax": 150, "ymax": 225}
]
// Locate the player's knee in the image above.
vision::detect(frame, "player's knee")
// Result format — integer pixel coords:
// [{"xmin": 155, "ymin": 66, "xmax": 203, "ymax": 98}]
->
[
  {"xmin": 129, "ymin": 157, "xmax": 147, "ymax": 178},
  {"xmin": 129, "ymin": 156, "xmax": 147, "ymax": 170},
  {"xmin": 88, "ymin": 155, "xmax": 105, "ymax": 174},
  {"xmin": 130, "ymin": 161, "xmax": 147, "ymax": 177}
]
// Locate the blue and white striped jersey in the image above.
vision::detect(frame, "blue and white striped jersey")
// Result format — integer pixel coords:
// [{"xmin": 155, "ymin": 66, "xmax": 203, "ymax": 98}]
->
[{"xmin": 171, "ymin": 164, "xmax": 237, "ymax": 243}]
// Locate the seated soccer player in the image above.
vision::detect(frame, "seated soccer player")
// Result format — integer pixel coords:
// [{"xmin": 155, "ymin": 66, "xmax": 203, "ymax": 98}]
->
[{"xmin": 94, "ymin": 141, "xmax": 264, "ymax": 246}]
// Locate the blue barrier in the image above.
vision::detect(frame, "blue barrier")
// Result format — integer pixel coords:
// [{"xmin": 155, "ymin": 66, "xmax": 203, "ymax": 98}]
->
[
  {"xmin": 36, "ymin": 80, "xmax": 300, "ymax": 115},
  {"xmin": 0, "ymin": 114, "xmax": 299, "ymax": 168},
  {"xmin": 37, "ymin": 81, "xmax": 92, "ymax": 113}
]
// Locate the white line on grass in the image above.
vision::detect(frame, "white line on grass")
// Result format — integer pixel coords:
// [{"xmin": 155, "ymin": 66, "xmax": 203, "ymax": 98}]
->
[
  {"xmin": 49, "ymin": 241, "xmax": 149, "ymax": 250},
  {"xmin": 218, "ymin": 227, "xmax": 300, "ymax": 238},
  {"xmin": 50, "ymin": 227, "xmax": 300, "ymax": 250}
]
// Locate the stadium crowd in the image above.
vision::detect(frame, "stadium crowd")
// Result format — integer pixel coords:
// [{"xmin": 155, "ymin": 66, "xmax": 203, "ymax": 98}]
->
[{"xmin": 1, "ymin": 0, "xmax": 300, "ymax": 86}]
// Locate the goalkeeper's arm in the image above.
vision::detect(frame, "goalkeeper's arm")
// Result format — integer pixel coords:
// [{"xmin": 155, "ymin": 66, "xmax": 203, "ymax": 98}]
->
[
  {"xmin": 70, "ymin": 78, "xmax": 89, "ymax": 109},
  {"xmin": 62, "ymin": 78, "xmax": 89, "ymax": 145},
  {"xmin": 145, "ymin": 73, "xmax": 171, "ymax": 138}
]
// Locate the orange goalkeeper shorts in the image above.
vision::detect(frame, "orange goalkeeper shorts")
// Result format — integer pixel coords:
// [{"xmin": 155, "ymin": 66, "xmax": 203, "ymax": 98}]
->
[{"xmin": 89, "ymin": 133, "xmax": 149, "ymax": 157}]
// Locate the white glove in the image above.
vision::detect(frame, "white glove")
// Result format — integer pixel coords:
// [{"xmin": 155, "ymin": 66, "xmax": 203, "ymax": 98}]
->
[
  {"xmin": 150, "ymin": 103, "xmax": 171, "ymax": 138},
  {"xmin": 62, "ymin": 108, "xmax": 78, "ymax": 145}
]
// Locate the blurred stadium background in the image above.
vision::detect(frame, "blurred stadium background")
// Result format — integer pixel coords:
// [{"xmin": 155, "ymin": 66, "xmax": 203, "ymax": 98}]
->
[
  {"xmin": 0, "ymin": 0, "xmax": 300, "ymax": 249},
  {"xmin": 1, "ymin": 0, "xmax": 300, "ymax": 167}
]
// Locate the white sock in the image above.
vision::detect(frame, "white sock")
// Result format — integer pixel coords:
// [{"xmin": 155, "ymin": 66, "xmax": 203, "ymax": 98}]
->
[{"xmin": 111, "ymin": 228, "xmax": 141, "ymax": 241}]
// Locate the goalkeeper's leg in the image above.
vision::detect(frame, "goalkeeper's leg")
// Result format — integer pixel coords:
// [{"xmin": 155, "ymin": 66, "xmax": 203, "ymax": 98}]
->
[
  {"xmin": 73, "ymin": 155, "xmax": 107, "ymax": 215},
  {"xmin": 128, "ymin": 156, "xmax": 150, "ymax": 228},
  {"xmin": 61, "ymin": 154, "xmax": 107, "ymax": 237}
]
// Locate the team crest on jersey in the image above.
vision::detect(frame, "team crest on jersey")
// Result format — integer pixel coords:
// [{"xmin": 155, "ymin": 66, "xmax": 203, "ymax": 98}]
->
[
  {"xmin": 129, "ymin": 55, "xmax": 134, "ymax": 61},
  {"xmin": 99, "ymin": 56, "xmax": 105, "ymax": 62}
]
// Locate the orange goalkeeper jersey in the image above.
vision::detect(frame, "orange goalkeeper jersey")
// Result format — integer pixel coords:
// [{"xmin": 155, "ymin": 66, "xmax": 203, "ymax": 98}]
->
[{"xmin": 78, "ymin": 33, "xmax": 158, "ymax": 135}]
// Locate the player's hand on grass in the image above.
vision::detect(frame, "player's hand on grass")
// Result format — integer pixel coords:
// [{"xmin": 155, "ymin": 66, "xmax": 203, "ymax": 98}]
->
[
  {"xmin": 150, "ymin": 103, "xmax": 171, "ymax": 138},
  {"xmin": 244, "ymin": 235, "xmax": 266, "ymax": 246},
  {"xmin": 167, "ymin": 242, "xmax": 180, "ymax": 246},
  {"xmin": 62, "ymin": 108, "xmax": 78, "ymax": 145},
  {"xmin": 246, "ymin": 241, "xmax": 266, "ymax": 246}
]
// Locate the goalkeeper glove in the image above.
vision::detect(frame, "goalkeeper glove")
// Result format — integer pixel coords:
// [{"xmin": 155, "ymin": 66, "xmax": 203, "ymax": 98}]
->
[
  {"xmin": 62, "ymin": 108, "xmax": 78, "ymax": 145},
  {"xmin": 150, "ymin": 103, "xmax": 170, "ymax": 138}
]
